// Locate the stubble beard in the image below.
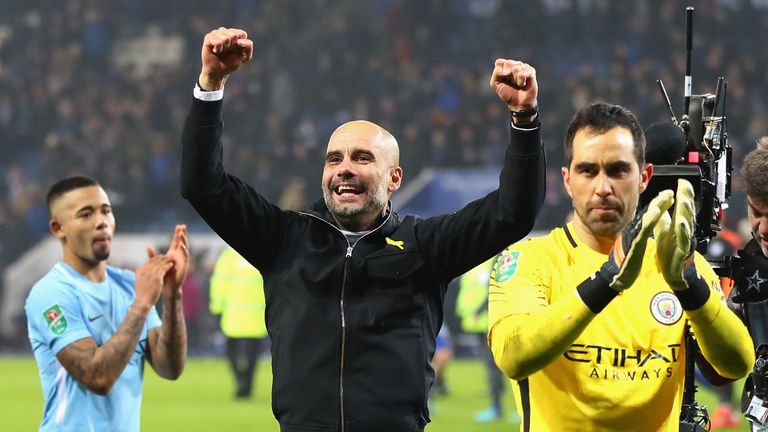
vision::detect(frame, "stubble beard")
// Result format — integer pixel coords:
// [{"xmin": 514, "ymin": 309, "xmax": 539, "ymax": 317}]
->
[
  {"xmin": 323, "ymin": 180, "xmax": 388, "ymax": 221},
  {"xmin": 576, "ymin": 202, "xmax": 636, "ymax": 239}
]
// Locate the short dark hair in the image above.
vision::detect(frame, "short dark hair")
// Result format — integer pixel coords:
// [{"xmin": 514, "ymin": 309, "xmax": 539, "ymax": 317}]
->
[
  {"xmin": 743, "ymin": 137, "xmax": 768, "ymax": 204},
  {"xmin": 563, "ymin": 102, "xmax": 645, "ymax": 167},
  {"xmin": 46, "ymin": 176, "xmax": 101, "ymax": 213}
]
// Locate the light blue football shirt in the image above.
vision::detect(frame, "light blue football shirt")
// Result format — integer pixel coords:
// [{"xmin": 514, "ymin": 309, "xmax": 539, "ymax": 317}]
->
[{"xmin": 25, "ymin": 262, "xmax": 161, "ymax": 432}]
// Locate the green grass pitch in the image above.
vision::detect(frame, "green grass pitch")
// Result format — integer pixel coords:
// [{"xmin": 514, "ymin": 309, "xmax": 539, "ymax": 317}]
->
[{"xmin": 0, "ymin": 356, "xmax": 748, "ymax": 431}]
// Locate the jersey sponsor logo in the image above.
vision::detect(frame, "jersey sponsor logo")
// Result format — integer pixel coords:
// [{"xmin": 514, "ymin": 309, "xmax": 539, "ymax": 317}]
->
[
  {"xmin": 495, "ymin": 251, "xmax": 520, "ymax": 283},
  {"xmin": 564, "ymin": 343, "xmax": 682, "ymax": 381},
  {"xmin": 43, "ymin": 305, "xmax": 68, "ymax": 335},
  {"xmin": 385, "ymin": 237, "xmax": 405, "ymax": 250},
  {"xmin": 588, "ymin": 366, "xmax": 674, "ymax": 381},
  {"xmin": 650, "ymin": 292, "xmax": 683, "ymax": 325}
]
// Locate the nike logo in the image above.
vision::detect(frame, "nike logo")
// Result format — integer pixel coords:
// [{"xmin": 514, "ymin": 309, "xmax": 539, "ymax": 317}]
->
[{"xmin": 88, "ymin": 314, "xmax": 103, "ymax": 322}]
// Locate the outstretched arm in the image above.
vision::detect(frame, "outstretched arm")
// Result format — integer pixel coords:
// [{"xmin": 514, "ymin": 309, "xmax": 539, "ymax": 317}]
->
[
  {"xmin": 416, "ymin": 59, "xmax": 545, "ymax": 280},
  {"xmin": 180, "ymin": 28, "xmax": 286, "ymax": 270}
]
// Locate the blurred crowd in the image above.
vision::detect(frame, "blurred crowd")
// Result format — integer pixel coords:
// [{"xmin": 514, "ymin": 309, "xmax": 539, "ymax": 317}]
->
[{"xmin": 2, "ymin": 0, "xmax": 768, "ymax": 349}]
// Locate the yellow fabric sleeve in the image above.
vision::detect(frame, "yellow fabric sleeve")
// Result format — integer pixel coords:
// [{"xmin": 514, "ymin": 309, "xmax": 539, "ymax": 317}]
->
[
  {"xmin": 685, "ymin": 255, "xmax": 754, "ymax": 379},
  {"xmin": 489, "ymin": 291, "xmax": 596, "ymax": 380},
  {"xmin": 488, "ymin": 244, "xmax": 598, "ymax": 380}
]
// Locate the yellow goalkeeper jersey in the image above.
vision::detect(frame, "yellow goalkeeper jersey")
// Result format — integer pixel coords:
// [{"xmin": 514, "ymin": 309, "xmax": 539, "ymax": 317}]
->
[{"xmin": 489, "ymin": 223, "xmax": 721, "ymax": 432}]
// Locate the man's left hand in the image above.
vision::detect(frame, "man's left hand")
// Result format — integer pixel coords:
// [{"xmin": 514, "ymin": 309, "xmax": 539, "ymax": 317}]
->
[
  {"xmin": 654, "ymin": 179, "xmax": 697, "ymax": 290},
  {"xmin": 147, "ymin": 225, "xmax": 190, "ymax": 299}
]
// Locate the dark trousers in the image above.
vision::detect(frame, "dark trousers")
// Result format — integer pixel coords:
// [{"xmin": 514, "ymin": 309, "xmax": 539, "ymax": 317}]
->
[
  {"xmin": 226, "ymin": 337, "xmax": 265, "ymax": 398},
  {"xmin": 476, "ymin": 333, "xmax": 505, "ymax": 410}
]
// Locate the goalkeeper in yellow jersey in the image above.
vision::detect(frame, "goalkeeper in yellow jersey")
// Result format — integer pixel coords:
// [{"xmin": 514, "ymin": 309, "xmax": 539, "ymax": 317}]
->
[{"xmin": 488, "ymin": 102, "xmax": 754, "ymax": 431}]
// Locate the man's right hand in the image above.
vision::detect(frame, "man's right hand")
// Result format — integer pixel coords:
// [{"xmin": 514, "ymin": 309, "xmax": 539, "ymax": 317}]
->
[
  {"xmin": 199, "ymin": 27, "xmax": 254, "ymax": 91},
  {"xmin": 599, "ymin": 189, "xmax": 674, "ymax": 290},
  {"xmin": 133, "ymin": 255, "xmax": 174, "ymax": 315}
]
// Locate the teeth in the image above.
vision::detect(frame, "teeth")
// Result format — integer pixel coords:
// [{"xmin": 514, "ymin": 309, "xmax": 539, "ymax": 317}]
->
[{"xmin": 337, "ymin": 185, "xmax": 357, "ymax": 194}]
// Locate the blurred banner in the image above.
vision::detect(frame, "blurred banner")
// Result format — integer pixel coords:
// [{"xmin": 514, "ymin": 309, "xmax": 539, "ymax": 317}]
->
[{"xmin": 394, "ymin": 167, "xmax": 501, "ymax": 219}]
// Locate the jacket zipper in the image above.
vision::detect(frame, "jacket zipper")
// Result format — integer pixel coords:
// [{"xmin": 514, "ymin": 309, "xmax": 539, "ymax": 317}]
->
[
  {"xmin": 300, "ymin": 210, "xmax": 392, "ymax": 432},
  {"xmin": 339, "ymin": 245, "xmax": 352, "ymax": 432}
]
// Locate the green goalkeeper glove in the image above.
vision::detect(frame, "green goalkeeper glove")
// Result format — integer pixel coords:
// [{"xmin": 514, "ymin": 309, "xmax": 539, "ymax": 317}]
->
[
  {"xmin": 598, "ymin": 189, "xmax": 674, "ymax": 290},
  {"xmin": 654, "ymin": 179, "xmax": 697, "ymax": 290}
]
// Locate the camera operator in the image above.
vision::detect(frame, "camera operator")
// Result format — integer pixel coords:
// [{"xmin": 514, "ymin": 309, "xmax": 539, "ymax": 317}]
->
[{"xmin": 729, "ymin": 138, "xmax": 768, "ymax": 431}]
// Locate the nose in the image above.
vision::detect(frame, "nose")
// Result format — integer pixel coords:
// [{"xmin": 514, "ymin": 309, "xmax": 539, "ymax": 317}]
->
[
  {"xmin": 759, "ymin": 216, "xmax": 768, "ymax": 238},
  {"xmin": 95, "ymin": 212, "xmax": 110, "ymax": 230},
  {"xmin": 594, "ymin": 172, "xmax": 613, "ymax": 197},
  {"xmin": 336, "ymin": 157, "xmax": 355, "ymax": 178}
]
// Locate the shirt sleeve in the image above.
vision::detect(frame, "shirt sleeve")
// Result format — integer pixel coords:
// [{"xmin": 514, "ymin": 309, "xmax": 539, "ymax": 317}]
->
[
  {"xmin": 488, "ymin": 242, "xmax": 596, "ymax": 380},
  {"xmin": 488, "ymin": 244, "xmax": 550, "ymax": 326},
  {"xmin": 686, "ymin": 252, "xmax": 755, "ymax": 380},
  {"xmin": 26, "ymin": 282, "xmax": 93, "ymax": 356},
  {"xmin": 193, "ymin": 83, "xmax": 224, "ymax": 101}
]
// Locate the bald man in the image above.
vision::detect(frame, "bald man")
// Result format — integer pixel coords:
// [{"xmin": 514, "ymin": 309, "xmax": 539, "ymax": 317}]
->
[
  {"xmin": 25, "ymin": 176, "xmax": 188, "ymax": 432},
  {"xmin": 181, "ymin": 28, "xmax": 545, "ymax": 432}
]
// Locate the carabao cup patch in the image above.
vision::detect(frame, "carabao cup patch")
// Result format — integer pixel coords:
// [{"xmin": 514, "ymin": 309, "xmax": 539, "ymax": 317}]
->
[
  {"xmin": 495, "ymin": 251, "xmax": 521, "ymax": 283},
  {"xmin": 43, "ymin": 304, "xmax": 68, "ymax": 335},
  {"xmin": 650, "ymin": 292, "xmax": 683, "ymax": 325}
]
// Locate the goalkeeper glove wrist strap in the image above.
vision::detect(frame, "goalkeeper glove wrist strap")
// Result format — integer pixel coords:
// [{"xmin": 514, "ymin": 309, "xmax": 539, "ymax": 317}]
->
[
  {"xmin": 674, "ymin": 266, "xmax": 711, "ymax": 310},
  {"xmin": 577, "ymin": 272, "xmax": 618, "ymax": 314}
]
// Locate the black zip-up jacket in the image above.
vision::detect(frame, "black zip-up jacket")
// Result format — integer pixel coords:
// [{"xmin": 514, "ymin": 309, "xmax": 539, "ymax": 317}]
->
[{"xmin": 180, "ymin": 98, "xmax": 545, "ymax": 432}]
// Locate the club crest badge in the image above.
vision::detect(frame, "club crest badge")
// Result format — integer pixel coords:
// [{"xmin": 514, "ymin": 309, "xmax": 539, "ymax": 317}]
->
[{"xmin": 650, "ymin": 292, "xmax": 683, "ymax": 325}]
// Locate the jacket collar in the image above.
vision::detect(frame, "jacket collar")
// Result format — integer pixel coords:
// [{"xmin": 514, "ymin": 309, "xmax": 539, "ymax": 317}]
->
[
  {"xmin": 304, "ymin": 198, "xmax": 400, "ymax": 236},
  {"xmin": 744, "ymin": 238, "xmax": 766, "ymax": 257}
]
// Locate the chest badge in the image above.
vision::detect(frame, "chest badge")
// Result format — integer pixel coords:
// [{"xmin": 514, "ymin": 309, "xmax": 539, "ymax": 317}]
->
[
  {"xmin": 385, "ymin": 237, "xmax": 405, "ymax": 250},
  {"xmin": 650, "ymin": 292, "xmax": 683, "ymax": 325}
]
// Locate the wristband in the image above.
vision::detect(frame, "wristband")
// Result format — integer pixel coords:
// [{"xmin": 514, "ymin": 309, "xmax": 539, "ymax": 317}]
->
[
  {"xmin": 675, "ymin": 265, "xmax": 711, "ymax": 310},
  {"xmin": 510, "ymin": 106, "xmax": 538, "ymax": 118},
  {"xmin": 576, "ymin": 272, "xmax": 618, "ymax": 314}
]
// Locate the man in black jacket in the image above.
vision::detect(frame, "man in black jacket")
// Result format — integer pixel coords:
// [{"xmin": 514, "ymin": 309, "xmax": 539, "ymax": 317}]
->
[{"xmin": 181, "ymin": 27, "xmax": 545, "ymax": 432}]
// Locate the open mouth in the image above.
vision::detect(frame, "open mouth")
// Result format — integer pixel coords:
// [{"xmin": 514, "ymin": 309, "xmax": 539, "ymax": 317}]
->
[{"xmin": 334, "ymin": 184, "xmax": 364, "ymax": 198}]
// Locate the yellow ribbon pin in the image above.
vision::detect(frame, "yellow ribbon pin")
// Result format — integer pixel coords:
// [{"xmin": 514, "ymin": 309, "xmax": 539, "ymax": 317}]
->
[{"xmin": 385, "ymin": 237, "xmax": 405, "ymax": 250}]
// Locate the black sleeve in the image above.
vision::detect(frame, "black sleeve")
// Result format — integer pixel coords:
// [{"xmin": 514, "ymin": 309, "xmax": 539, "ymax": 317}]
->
[
  {"xmin": 180, "ymin": 98, "xmax": 286, "ymax": 270},
  {"xmin": 415, "ymin": 118, "xmax": 546, "ymax": 282}
]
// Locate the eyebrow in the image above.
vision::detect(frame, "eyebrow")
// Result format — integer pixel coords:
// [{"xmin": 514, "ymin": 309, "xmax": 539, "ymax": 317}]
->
[
  {"xmin": 573, "ymin": 160, "xmax": 632, "ymax": 172},
  {"xmin": 326, "ymin": 150, "xmax": 342, "ymax": 161},
  {"xmin": 75, "ymin": 203, "xmax": 111, "ymax": 215},
  {"xmin": 325, "ymin": 149, "xmax": 377, "ymax": 161},
  {"xmin": 748, "ymin": 201, "xmax": 768, "ymax": 217},
  {"xmin": 573, "ymin": 162, "xmax": 598, "ymax": 172}
]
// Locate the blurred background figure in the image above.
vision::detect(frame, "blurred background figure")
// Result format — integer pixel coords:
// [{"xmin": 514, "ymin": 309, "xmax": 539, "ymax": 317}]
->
[
  {"xmin": 456, "ymin": 257, "xmax": 512, "ymax": 423},
  {"xmin": 181, "ymin": 253, "xmax": 205, "ymax": 355},
  {"xmin": 432, "ymin": 326, "xmax": 453, "ymax": 397},
  {"xmin": 209, "ymin": 246, "xmax": 268, "ymax": 399}
]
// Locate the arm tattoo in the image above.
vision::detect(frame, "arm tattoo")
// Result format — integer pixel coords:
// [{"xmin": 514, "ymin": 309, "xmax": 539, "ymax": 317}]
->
[
  {"xmin": 149, "ymin": 296, "xmax": 187, "ymax": 379},
  {"xmin": 56, "ymin": 307, "xmax": 148, "ymax": 394}
]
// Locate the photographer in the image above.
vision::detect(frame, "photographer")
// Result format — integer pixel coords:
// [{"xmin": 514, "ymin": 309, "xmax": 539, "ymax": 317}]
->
[{"xmin": 729, "ymin": 138, "xmax": 768, "ymax": 431}]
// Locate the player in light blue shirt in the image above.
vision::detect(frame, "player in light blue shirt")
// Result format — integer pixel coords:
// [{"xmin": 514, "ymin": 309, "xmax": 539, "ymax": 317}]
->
[{"xmin": 24, "ymin": 176, "xmax": 189, "ymax": 432}]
